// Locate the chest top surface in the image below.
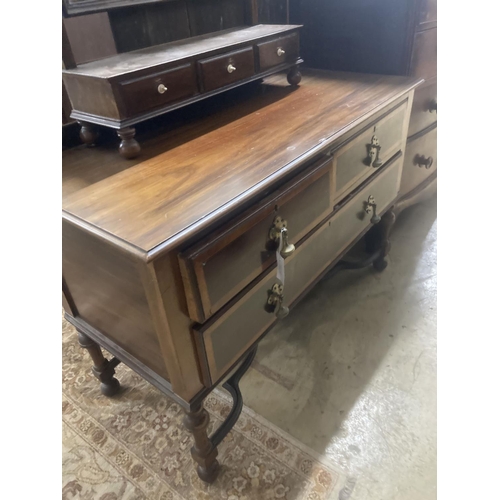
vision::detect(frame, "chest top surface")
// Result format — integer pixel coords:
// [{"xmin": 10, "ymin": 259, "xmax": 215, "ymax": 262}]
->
[{"xmin": 62, "ymin": 70, "xmax": 421, "ymax": 256}]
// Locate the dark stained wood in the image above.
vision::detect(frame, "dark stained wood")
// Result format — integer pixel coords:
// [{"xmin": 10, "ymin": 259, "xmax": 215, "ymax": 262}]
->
[
  {"xmin": 257, "ymin": 32, "xmax": 299, "ymax": 70},
  {"xmin": 63, "ymin": 0, "xmax": 178, "ymax": 16},
  {"xmin": 198, "ymin": 47, "xmax": 255, "ymax": 92},
  {"xmin": 78, "ymin": 121, "xmax": 98, "ymax": 146},
  {"xmin": 117, "ymin": 127, "xmax": 141, "ymax": 158},
  {"xmin": 186, "ymin": 0, "xmax": 246, "ymax": 37},
  {"xmin": 118, "ymin": 63, "xmax": 198, "ymax": 117},
  {"xmin": 77, "ymin": 331, "xmax": 121, "ymax": 396},
  {"xmin": 62, "ymin": 70, "xmax": 422, "ymax": 256},
  {"xmin": 259, "ymin": 0, "xmax": 288, "ymax": 24},
  {"xmin": 63, "ymin": 12, "xmax": 117, "ymax": 66},
  {"xmin": 182, "ymin": 403, "xmax": 220, "ymax": 483},
  {"xmin": 108, "ymin": 1, "xmax": 191, "ymax": 54},
  {"xmin": 410, "ymin": 27, "xmax": 437, "ymax": 80}
]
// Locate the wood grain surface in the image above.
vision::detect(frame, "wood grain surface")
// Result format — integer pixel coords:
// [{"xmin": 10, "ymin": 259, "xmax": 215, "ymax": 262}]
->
[{"xmin": 63, "ymin": 70, "xmax": 421, "ymax": 256}]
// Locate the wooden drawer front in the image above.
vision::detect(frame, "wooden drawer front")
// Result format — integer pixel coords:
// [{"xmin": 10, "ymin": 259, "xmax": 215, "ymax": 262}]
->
[
  {"xmin": 257, "ymin": 33, "xmax": 300, "ymax": 71},
  {"xmin": 196, "ymin": 155, "xmax": 404, "ymax": 385},
  {"xmin": 411, "ymin": 28, "xmax": 437, "ymax": 80},
  {"xmin": 400, "ymin": 124, "xmax": 437, "ymax": 196},
  {"xmin": 198, "ymin": 47, "xmax": 255, "ymax": 93},
  {"xmin": 179, "ymin": 157, "xmax": 334, "ymax": 323},
  {"xmin": 333, "ymin": 101, "xmax": 407, "ymax": 204},
  {"xmin": 408, "ymin": 81, "xmax": 437, "ymax": 137},
  {"xmin": 418, "ymin": 0, "xmax": 437, "ymax": 30},
  {"xmin": 118, "ymin": 64, "xmax": 198, "ymax": 117}
]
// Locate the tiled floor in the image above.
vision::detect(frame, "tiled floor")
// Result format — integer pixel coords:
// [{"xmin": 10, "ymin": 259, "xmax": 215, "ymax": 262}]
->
[{"xmin": 240, "ymin": 196, "xmax": 437, "ymax": 500}]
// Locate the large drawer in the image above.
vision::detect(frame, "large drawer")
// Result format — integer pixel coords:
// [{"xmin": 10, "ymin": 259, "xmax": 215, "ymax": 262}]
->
[
  {"xmin": 179, "ymin": 156, "xmax": 334, "ymax": 323},
  {"xmin": 198, "ymin": 47, "xmax": 255, "ymax": 92},
  {"xmin": 257, "ymin": 33, "xmax": 300, "ymax": 71},
  {"xmin": 400, "ymin": 124, "xmax": 437, "ymax": 197},
  {"xmin": 195, "ymin": 154, "xmax": 404, "ymax": 385},
  {"xmin": 410, "ymin": 28, "xmax": 437, "ymax": 80},
  {"xmin": 408, "ymin": 80, "xmax": 437, "ymax": 138},
  {"xmin": 331, "ymin": 100, "xmax": 408, "ymax": 204},
  {"xmin": 117, "ymin": 64, "xmax": 198, "ymax": 117}
]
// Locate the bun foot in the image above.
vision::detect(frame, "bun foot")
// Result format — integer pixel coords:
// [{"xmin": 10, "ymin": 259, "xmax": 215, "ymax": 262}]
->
[
  {"xmin": 79, "ymin": 122, "xmax": 98, "ymax": 147},
  {"xmin": 100, "ymin": 377, "xmax": 121, "ymax": 397},
  {"xmin": 117, "ymin": 127, "xmax": 141, "ymax": 159},
  {"xmin": 373, "ymin": 257, "xmax": 388, "ymax": 272},
  {"xmin": 287, "ymin": 66, "xmax": 302, "ymax": 86}
]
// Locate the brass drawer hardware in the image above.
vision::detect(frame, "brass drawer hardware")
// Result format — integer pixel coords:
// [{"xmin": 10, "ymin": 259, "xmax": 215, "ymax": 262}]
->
[
  {"xmin": 365, "ymin": 135, "xmax": 383, "ymax": 168},
  {"xmin": 428, "ymin": 99, "xmax": 437, "ymax": 113},
  {"xmin": 365, "ymin": 195, "xmax": 381, "ymax": 224},
  {"xmin": 277, "ymin": 47, "xmax": 286, "ymax": 56},
  {"xmin": 157, "ymin": 84, "xmax": 168, "ymax": 94},
  {"xmin": 415, "ymin": 155, "xmax": 434, "ymax": 169},
  {"xmin": 269, "ymin": 216, "xmax": 295, "ymax": 257},
  {"xmin": 227, "ymin": 64, "xmax": 236, "ymax": 73},
  {"xmin": 265, "ymin": 283, "xmax": 289, "ymax": 319}
]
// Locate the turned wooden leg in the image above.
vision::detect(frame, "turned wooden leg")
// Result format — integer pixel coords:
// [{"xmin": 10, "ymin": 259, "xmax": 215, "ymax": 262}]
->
[
  {"xmin": 78, "ymin": 121, "xmax": 98, "ymax": 147},
  {"xmin": 117, "ymin": 127, "xmax": 141, "ymax": 159},
  {"xmin": 77, "ymin": 332, "xmax": 121, "ymax": 397},
  {"xmin": 183, "ymin": 403, "xmax": 220, "ymax": 483},
  {"xmin": 287, "ymin": 65, "xmax": 302, "ymax": 86},
  {"xmin": 372, "ymin": 207, "xmax": 397, "ymax": 272}
]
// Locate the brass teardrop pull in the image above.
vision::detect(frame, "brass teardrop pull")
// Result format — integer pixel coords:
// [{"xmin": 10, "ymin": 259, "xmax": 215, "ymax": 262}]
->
[
  {"xmin": 365, "ymin": 135, "xmax": 383, "ymax": 168},
  {"xmin": 269, "ymin": 216, "xmax": 295, "ymax": 257},
  {"xmin": 365, "ymin": 195, "xmax": 381, "ymax": 224},
  {"xmin": 265, "ymin": 283, "xmax": 289, "ymax": 319}
]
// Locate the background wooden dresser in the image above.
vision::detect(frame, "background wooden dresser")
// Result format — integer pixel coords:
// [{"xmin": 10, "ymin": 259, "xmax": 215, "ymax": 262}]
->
[{"xmin": 290, "ymin": 0, "xmax": 437, "ymax": 212}]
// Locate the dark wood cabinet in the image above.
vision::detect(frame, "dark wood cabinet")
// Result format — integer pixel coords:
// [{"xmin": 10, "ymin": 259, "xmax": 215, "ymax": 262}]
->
[{"xmin": 290, "ymin": 0, "xmax": 437, "ymax": 207}]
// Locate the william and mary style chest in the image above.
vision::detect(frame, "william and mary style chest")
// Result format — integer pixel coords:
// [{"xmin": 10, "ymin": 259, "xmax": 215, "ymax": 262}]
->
[{"xmin": 62, "ymin": 0, "xmax": 429, "ymax": 483}]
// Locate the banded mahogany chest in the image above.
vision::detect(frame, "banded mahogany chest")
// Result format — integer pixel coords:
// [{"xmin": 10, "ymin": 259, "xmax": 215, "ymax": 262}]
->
[{"xmin": 62, "ymin": 69, "xmax": 421, "ymax": 482}]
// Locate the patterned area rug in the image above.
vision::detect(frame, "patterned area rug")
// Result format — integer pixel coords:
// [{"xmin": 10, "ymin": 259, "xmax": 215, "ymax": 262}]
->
[{"xmin": 62, "ymin": 316, "xmax": 349, "ymax": 499}]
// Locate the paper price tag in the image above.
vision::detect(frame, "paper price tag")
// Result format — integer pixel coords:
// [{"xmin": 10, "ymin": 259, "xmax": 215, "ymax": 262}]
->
[{"xmin": 276, "ymin": 229, "xmax": 286, "ymax": 285}]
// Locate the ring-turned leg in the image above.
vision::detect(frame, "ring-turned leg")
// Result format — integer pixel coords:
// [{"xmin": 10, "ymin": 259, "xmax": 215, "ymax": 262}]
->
[
  {"xmin": 78, "ymin": 121, "xmax": 98, "ymax": 147},
  {"xmin": 287, "ymin": 65, "xmax": 302, "ymax": 86},
  {"xmin": 183, "ymin": 346, "xmax": 257, "ymax": 483},
  {"xmin": 117, "ymin": 127, "xmax": 141, "ymax": 159},
  {"xmin": 372, "ymin": 207, "xmax": 396, "ymax": 272},
  {"xmin": 77, "ymin": 331, "xmax": 121, "ymax": 397},
  {"xmin": 183, "ymin": 404, "xmax": 220, "ymax": 483}
]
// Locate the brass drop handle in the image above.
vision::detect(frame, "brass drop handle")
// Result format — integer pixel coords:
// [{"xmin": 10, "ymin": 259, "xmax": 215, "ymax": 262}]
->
[
  {"xmin": 277, "ymin": 47, "xmax": 286, "ymax": 56},
  {"xmin": 366, "ymin": 135, "xmax": 383, "ymax": 168},
  {"xmin": 266, "ymin": 283, "xmax": 289, "ymax": 319},
  {"xmin": 365, "ymin": 195, "xmax": 381, "ymax": 224},
  {"xmin": 269, "ymin": 216, "xmax": 295, "ymax": 257},
  {"xmin": 415, "ymin": 155, "xmax": 434, "ymax": 169},
  {"xmin": 227, "ymin": 64, "xmax": 236, "ymax": 73},
  {"xmin": 157, "ymin": 84, "xmax": 168, "ymax": 94},
  {"xmin": 428, "ymin": 99, "xmax": 437, "ymax": 113}
]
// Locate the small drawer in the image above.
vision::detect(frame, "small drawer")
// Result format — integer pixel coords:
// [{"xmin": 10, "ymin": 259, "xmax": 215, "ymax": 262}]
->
[
  {"xmin": 179, "ymin": 156, "xmax": 334, "ymax": 323},
  {"xmin": 408, "ymin": 81, "xmax": 437, "ymax": 138},
  {"xmin": 198, "ymin": 47, "xmax": 255, "ymax": 93},
  {"xmin": 331, "ymin": 100, "xmax": 408, "ymax": 204},
  {"xmin": 411, "ymin": 28, "xmax": 437, "ymax": 80},
  {"xmin": 117, "ymin": 63, "xmax": 197, "ymax": 117},
  {"xmin": 400, "ymin": 124, "xmax": 437, "ymax": 197},
  {"xmin": 257, "ymin": 33, "xmax": 300, "ymax": 71},
  {"xmin": 194, "ymin": 154, "xmax": 404, "ymax": 385}
]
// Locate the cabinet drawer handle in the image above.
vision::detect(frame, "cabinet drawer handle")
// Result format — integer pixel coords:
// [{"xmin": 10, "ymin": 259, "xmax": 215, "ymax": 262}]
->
[
  {"xmin": 415, "ymin": 155, "xmax": 434, "ymax": 169},
  {"xmin": 428, "ymin": 99, "xmax": 437, "ymax": 113},
  {"xmin": 266, "ymin": 283, "xmax": 289, "ymax": 319},
  {"xmin": 277, "ymin": 47, "xmax": 286, "ymax": 56},
  {"xmin": 365, "ymin": 135, "xmax": 383, "ymax": 168},
  {"xmin": 269, "ymin": 216, "xmax": 295, "ymax": 257},
  {"xmin": 157, "ymin": 84, "xmax": 168, "ymax": 94},
  {"xmin": 365, "ymin": 195, "xmax": 381, "ymax": 224},
  {"xmin": 227, "ymin": 64, "xmax": 236, "ymax": 73}
]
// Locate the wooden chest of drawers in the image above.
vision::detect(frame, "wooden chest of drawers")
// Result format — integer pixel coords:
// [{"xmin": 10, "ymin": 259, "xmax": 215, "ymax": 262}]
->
[{"xmin": 63, "ymin": 70, "xmax": 420, "ymax": 483}]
